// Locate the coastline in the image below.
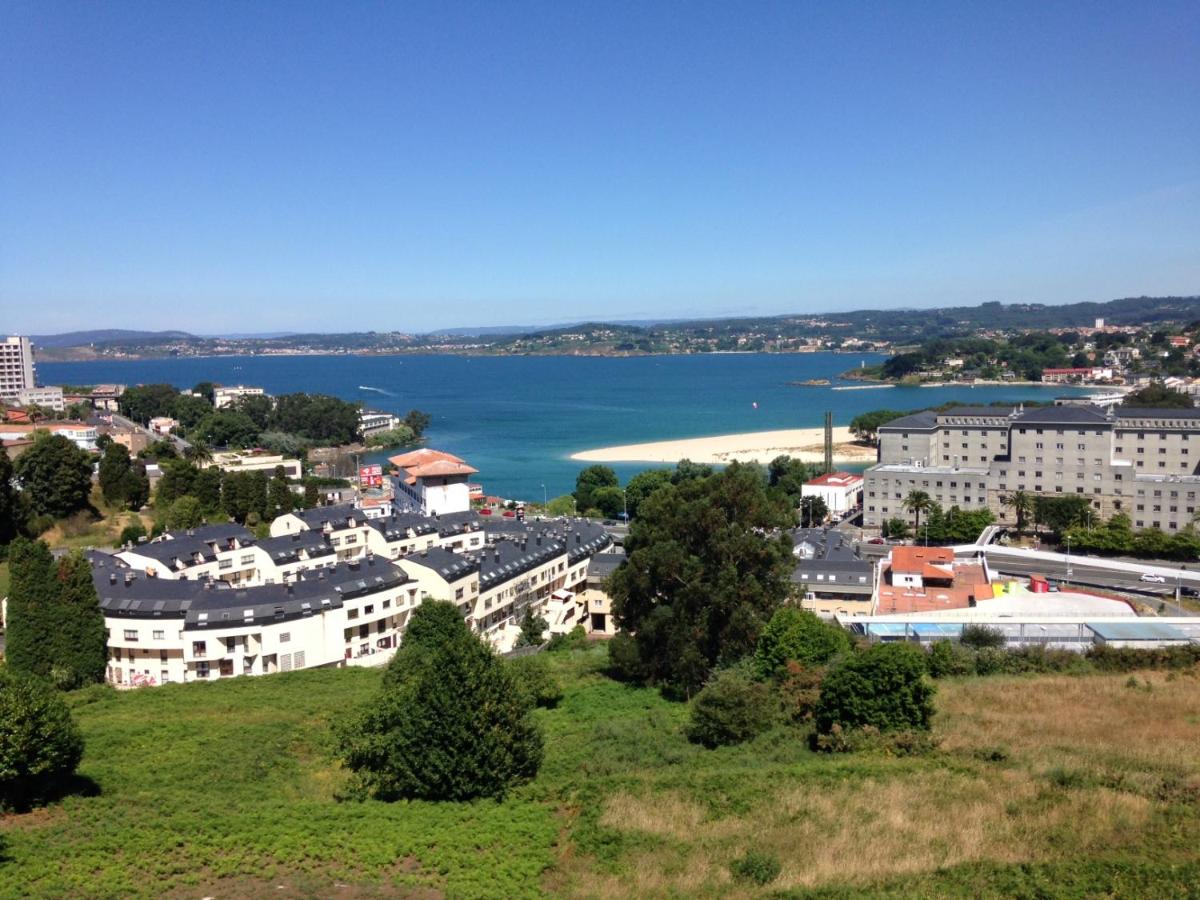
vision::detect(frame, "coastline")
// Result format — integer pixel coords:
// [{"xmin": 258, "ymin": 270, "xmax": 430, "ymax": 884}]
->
[{"xmin": 570, "ymin": 427, "xmax": 877, "ymax": 465}]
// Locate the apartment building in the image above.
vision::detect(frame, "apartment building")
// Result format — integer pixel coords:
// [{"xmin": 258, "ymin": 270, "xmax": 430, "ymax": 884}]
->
[
  {"xmin": 0, "ymin": 336, "xmax": 36, "ymax": 402},
  {"xmin": 0, "ymin": 421, "xmax": 98, "ymax": 451},
  {"xmin": 864, "ymin": 404, "xmax": 1200, "ymax": 533},
  {"xmin": 102, "ymin": 505, "xmax": 614, "ymax": 685},
  {"xmin": 360, "ymin": 409, "xmax": 400, "ymax": 437},
  {"xmin": 388, "ymin": 448, "xmax": 478, "ymax": 515},
  {"xmin": 16, "ymin": 386, "xmax": 65, "ymax": 410}
]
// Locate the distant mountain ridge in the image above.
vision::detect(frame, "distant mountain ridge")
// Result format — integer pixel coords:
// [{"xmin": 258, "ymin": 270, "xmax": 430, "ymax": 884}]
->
[{"xmin": 31, "ymin": 329, "xmax": 198, "ymax": 348}]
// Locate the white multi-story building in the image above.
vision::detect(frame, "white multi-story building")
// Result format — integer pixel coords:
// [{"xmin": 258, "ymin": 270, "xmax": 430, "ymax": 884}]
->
[
  {"xmin": 360, "ymin": 409, "xmax": 401, "ymax": 438},
  {"xmin": 388, "ymin": 448, "xmax": 478, "ymax": 515},
  {"xmin": 0, "ymin": 422, "xmax": 98, "ymax": 451},
  {"xmin": 801, "ymin": 471, "xmax": 864, "ymax": 516},
  {"xmin": 16, "ymin": 386, "xmax": 64, "ymax": 411},
  {"xmin": 213, "ymin": 385, "xmax": 266, "ymax": 409},
  {"xmin": 100, "ymin": 505, "xmax": 614, "ymax": 686},
  {"xmin": 1, "ymin": 336, "xmax": 36, "ymax": 402}
]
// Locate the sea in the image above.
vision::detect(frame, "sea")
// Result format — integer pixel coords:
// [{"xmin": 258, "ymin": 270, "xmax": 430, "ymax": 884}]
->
[{"xmin": 39, "ymin": 353, "xmax": 1095, "ymax": 501}]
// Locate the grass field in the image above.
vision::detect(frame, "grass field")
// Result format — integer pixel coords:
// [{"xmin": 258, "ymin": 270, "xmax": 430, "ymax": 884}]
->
[{"xmin": 1, "ymin": 648, "xmax": 1199, "ymax": 898}]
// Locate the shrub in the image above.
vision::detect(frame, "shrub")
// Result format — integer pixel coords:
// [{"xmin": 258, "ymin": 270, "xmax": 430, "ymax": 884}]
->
[
  {"xmin": 753, "ymin": 607, "xmax": 851, "ymax": 679},
  {"xmin": 606, "ymin": 631, "xmax": 647, "ymax": 681},
  {"xmin": 506, "ymin": 654, "xmax": 563, "ymax": 709},
  {"xmin": 546, "ymin": 624, "xmax": 588, "ymax": 653},
  {"xmin": 116, "ymin": 521, "xmax": 147, "ymax": 548},
  {"xmin": 960, "ymin": 624, "xmax": 1006, "ymax": 650},
  {"xmin": 1086, "ymin": 644, "xmax": 1200, "ymax": 672},
  {"xmin": 0, "ymin": 670, "xmax": 85, "ymax": 811},
  {"xmin": 814, "ymin": 643, "xmax": 935, "ymax": 736},
  {"xmin": 337, "ymin": 601, "xmax": 543, "ymax": 801},
  {"xmin": 777, "ymin": 660, "xmax": 825, "ymax": 723},
  {"xmin": 927, "ymin": 639, "xmax": 974, "ymax": 678},
  {"xmin": 686, "ymin": 665, "xmax": 778, "ymax": 748},
  {"xmin": 730, "ymin": 849, "xmax": 781, "ymax": 885}
]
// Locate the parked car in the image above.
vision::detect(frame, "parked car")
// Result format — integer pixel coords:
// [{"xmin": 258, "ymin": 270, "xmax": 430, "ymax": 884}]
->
[
  {"xmin": 1139, "ymin": 573, "xmax": 1167, "ymax": 584},
  {"xmin": 868, "ymin": 537, "xmax": 886, "ymax": 545}
]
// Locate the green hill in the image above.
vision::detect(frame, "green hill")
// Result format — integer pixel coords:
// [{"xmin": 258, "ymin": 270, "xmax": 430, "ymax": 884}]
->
[{"xmin": 1, "ymin": 648, "xmax": 1198, "ymax": 897}]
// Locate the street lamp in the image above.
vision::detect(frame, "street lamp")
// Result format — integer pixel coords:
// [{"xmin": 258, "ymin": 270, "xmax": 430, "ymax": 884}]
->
[
  {"xmin": 541, "ymin": 482, "xmax": 547, "ymax": 509},
  {"xmin": 621, "ymin": 488, "xmax": 628, "ymax": 523},
  {"xmin": 1065, "ymin": 534, "xmax": 1072, "ymax": 579}
]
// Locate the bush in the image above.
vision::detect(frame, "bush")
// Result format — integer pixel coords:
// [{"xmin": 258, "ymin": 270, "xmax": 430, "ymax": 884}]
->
[
  {"xmin": 927, "ymin": 640, "xmax": 974, "ymax": 678},
  {"xmin": 753, "ymin": 607, "xmax": 851, "ymax": 679},
  {"xmin": 960, "ymin": 624, "xmax": 1006, "ymax": 650},
  {"xmin": 0, "ymin": 670, "xmax": 85, "ymax": 811},
  {"xmin": 337, "ymin": 601, "xmax": 543, "ymax": 801},
  {"xmin": 730, "ymin": 849, "xmax": 781, "ymax": 885},
  {"xmin": 814, "ymin": 643, "xmax": 936, "ymax": 736},
  {"xmin": 606, "ymin": 631, "xmax": 647, "ymax": 681},
  {"xmin": 776, "ymin": 660, "xmax": 826, "ymax": 723},
  {"xmin": 506, "ymin": 654, "xmax": 563, "ymax": 709},
  {"xmin": 1086, "ymin": 643, "xmax": 1200, "ymax": 672},
  {"xmin": 546, "ymin": 624, "xmax": 588, "ymax": 653},
  {"xmin": 686, "ymin": 665, "xmax": 778, "ymax": 748},
  {"xmin": 116, "ymin": 521, "xmax": 147, "ymax": 548}
]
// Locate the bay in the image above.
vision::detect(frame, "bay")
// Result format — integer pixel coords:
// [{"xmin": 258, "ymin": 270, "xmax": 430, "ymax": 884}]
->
[{"xmin": 38, "ymin": 353, "xmax": 1092, "ymax": 500}]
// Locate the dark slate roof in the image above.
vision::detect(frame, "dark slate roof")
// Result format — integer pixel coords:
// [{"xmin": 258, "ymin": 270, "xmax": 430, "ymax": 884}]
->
[
  {"xmin": 1115, "ymin": 407, "xmax": 1200, "ymax": 420},
  {"xmin": 92, "ymin": 554, "xmax": 409, "ymax": 627},
  {"xmin": 877, "ymin": 410, "xmax": 938, "ymax": 431},
  {"xmin": 587, "ymin": 552, "xmax": 625, "ymax": 580},
  {"xmin": 256, "ymin": 532, "xmax": 336, "ymax": 563},
  {"xmin": 183, "ymin": 523, "xmax": 255, "ymax": 543},
  {"xmin": 477, "ymin": 535, "xmax": 567, "ymax": 590},
  {"xmin": 292, "ymin": 503, "xmax": 359, "ymax": 528},
  {"xmin": 363, "ymin": 511, "xmax": 439, "ymax": 540},
  {"xmin": 936, "ymin": 406, "xmax": 1018, "ymax": 418},
  {"xmin": 790, "ymin": 528, "xmax": 861, "ymax": 562},
  {"xmin": 404, "ymin": 546, "xmax": 480, "ymax": 582},
  {"xmin": 1014, "ymin": 405, "xmax": 1110, "ymax": 425},
  {"xmin": 131, "ymin": 535, "xmax": 224, "ymax": 568}
]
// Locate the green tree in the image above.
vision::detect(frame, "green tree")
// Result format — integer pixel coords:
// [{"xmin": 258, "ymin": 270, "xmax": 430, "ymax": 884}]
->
[
  {"xmin": 191, "ymin": 381, "xmax": 216, "ymax": 404},
  {"xmin": 98, "ymin": 443, "xmax": 133, "ymax": 506},
  {"xmin": 233, "ymin": 394, "xmax": 275, "ymax": 430},
  {"xmin": 155, "ymin": 459, "xmax": 199, "ymax": 507},
  {"xmin": 882, "ymin": 517, "xmax": 911, "ymax": 540},
  {"xmin": 1121, "ymin": 383, "xmax": 1194, "ymax": 408},
  {"xmin": 767, "ymin": 455, "xmax": 814, "ymax": 505},
  {"xmin": 609, "ymin": 462, "xmax": 796, "ymax": 697},
  {"xmin": 403, "ymin": 409, "xmax": 432, "ymax": 439},
  {"xmin": 798, "ymin": 495, "xmax": 828, "ymax": 527},
  {"xmin": 337, "ymin": 600, "xmax": 543, "ymax": 801},
  {"xmin": 574, "ymin": 465, "xmax": 618, "ymax": 513},
  {"xmin": 47, "ymin": 552, "xmax": 107, "ymax": 689},
  {"xmin": 5, "ymin": 541, "xmax": 105, "ymax": 689},
  {"xmin": 848, "ymin": 409, "xmax": 906, "ymax": 444},
  {"xmin": 119, "ymin": 463, "xmax": 150, "ymax": 511},
  {"xmin": 166, "ymin": 496, "xmax": 204, "ymax": 530},
  {"xmin": 591, "ymin": 485, "xmax": 626, "ymax": 519},
  {"xmin": 514, "ymin": 607, "xmax": 548, "ymax": 648},
  {"xmin": 192, "ymin": 411, "xmax": 260, "ymax": 449},
  {"xmin": 622, "ymin": 469, "xmax": 671, "ymax": 520},
  {"xmin": 14, "ymin": 433, "xmax": 94, "ymax": 519},
  {"xmin": 1034, "ymin": 494, "xmax": 1091, "ymax": 534},
  {"xmin": 1000, "ymin": 489, "xmax": 1033, "ymax": 532},
  {"xmin": 193, "ymin": 467, "xmax": 224, "ymax": 513},
  {"xmin": 903, "ymin": 490, "xmax": 932, "ymax": 536},
  {"xmin": 4, "ymin": 538, "xmax": 57, "ymax": 679},
  {"xmin": 814, "ymin": 643, "xmax": 936, "ymax": 735},
  {"xmin": 183, "ymin": 440, "xmax": 213, "ymax": 464},
  {"xmin": 118, "ymin": 383, "xmax": 179, "ymax": 424},
  {"xmin": 0, "ymin": 670, "xmax": 85, "ymax": 812},
  {"xmin": 753, "ymin": 607, "xmax": 851, "ymax": 680},
  {"xmin": 671, "ymin": 459, "xmax": 713, "ymax": 483},
  {"xmin": 0, "ymin": 449, "xmax": 24, "ymax": 546},
  {"xmin": 267, "ymin": 466, "xmax": 295, "ymax": 517},
  {"xmin": 545, "ymin": 494, "xmax": 575, "ymax": 516},
  {"xmin": 172, "ymin": 394, "xmax": 214, "ymax": 430},
  {"xmin": 686, "ymin": 665, "xmax": 778, "ymax": 748}
]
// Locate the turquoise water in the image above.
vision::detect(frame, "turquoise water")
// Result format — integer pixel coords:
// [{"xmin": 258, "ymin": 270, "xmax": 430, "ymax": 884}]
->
[{"xmin": 40, "ymin": 354, "xmax": 1091, "ymax": 500}]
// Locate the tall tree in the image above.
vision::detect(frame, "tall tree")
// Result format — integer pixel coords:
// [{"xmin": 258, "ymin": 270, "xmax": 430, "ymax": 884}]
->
[
  {"xmin": 573, "ymin": 465, "xmax": 618, "ymax": 513},
  {"xmin": 403, "ymin": 409, "xmax": 431, "ymax": 439},
  {"xmin": 48, "ymin": 552, "xmax": 107, "ymax": 689},
  {"xmin": 608, "ymin": 462, "xmax": 796, "ymax": 697},
  {"xmin": 1000, "ymin": 489, "xmax": 1033, "ymax": 533},
  {"xmin": 0, "ymin": 450, "xmax": 24, "ymax": 546},
  {"xmin": 14, "ymin": 433, "xmax": 94, "ymax": 519},
  {"xmin": 903, "ymin": 490, "xmax": 932, "ymax": 537},
  {"xmin": 4, "ymin": 538, "xmax": 57, "ymax": 680},
  {"xmin": 267, "ymin": 466, "xmax": 295, "ymax": 517},
  {"xmin": 98, "ymin": 442, "xmax": 133, "ymax": 506},
  {"xmin": 622, "ymin": 469, "xmax": 672, "ymax": 520}
]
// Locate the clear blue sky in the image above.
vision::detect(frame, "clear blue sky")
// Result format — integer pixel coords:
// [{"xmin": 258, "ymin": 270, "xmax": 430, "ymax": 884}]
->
[{"xmin": 2, "ymin": 1, "xmax": 1197, "ymax": 335}]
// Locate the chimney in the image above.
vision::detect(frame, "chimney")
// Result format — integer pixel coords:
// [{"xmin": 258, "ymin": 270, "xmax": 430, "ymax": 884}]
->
[
  {"xmin": 494, "ymin": 551, "xmax": 501, "ymax": 563},
  {"xmin": 124, "ymin": 572, "xmax": 133, "ymax": 586},
  {"xmin": 109, "ymin": 573, "xmax": 117, "ymax": 585},
  {"xmin": 536, "ymin": 535, "xmax": 542, "ymax": 546}
]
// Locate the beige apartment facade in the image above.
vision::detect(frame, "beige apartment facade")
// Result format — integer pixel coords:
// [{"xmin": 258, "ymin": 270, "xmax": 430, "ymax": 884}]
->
[{"xmin": 864, "ymin": 405, "xmax": 1200, "ymax": 534}]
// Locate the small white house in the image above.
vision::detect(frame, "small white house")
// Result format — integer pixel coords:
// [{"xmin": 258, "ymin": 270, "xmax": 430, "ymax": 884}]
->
[{"xmin": 800, "ymin": 471, "xmax": 864, "ymax": 516}]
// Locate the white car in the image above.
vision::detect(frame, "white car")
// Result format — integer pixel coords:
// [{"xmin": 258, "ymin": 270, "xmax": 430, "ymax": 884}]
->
[{"xmin": 1139, "ymin": 573, "xmax": 1167, "ymax": 584}]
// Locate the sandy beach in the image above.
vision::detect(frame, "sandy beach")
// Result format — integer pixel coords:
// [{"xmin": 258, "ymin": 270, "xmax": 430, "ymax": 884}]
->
[{"xmin": 570, "ymin": 426, "xmax": 877, "ymax": 465}]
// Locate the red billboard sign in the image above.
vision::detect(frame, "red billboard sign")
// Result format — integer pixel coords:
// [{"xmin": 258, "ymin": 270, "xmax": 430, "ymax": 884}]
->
[{"xmin": 359, "ymin": 464, "xmax": 383, "ymax": 488}]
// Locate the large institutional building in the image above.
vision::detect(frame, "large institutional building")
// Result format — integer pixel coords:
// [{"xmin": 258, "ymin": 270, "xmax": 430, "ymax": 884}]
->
[{"xmin": 864, "ymin": 403, "xmax": 1200, "ymax": 533}]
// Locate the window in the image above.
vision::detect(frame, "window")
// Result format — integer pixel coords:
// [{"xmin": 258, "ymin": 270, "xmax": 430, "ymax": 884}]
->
[
  {"xmin": 455, "ymin": 587, "xmax": 464, "ymax": 600},
  {"xmin": 192, "ymin": 641, "xmax": 207, "ymax": 657},
  {"xmin": 152, "ymin": 629, "xmax": 165, "ymax": 640},
  {"xmin": 123, "ymin": 629, "xmax": 139, "ymax": 641},
  {"xmin": 280, "ymin": 632, "xmax": 291, "ymax": 643},
  {"xmin": 347, "ymin": 608, "xmax": 359, "ymax": 620},
  {"xmin": 219, "ymin": 559, "xmax": 233, "ymax": 570},
  {"xmin": 240, "ymin": 554, "xmax": 255, "ymax": 565}
]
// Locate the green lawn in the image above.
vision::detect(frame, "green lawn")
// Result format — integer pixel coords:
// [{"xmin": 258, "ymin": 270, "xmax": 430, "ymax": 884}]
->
[{"xmin": 1, "ymin": 648, "xmax": 1198, "ymax": 898}]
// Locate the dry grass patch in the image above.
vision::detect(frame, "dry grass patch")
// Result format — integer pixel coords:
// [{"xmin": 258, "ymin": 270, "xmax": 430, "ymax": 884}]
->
[
  {"xmin": 583, "ymin": 768, "xmax": 1152, "ymax": 896},
  {"xmin": 936, "ymin": 671, "xmax": 1200, "ymax": 778}
]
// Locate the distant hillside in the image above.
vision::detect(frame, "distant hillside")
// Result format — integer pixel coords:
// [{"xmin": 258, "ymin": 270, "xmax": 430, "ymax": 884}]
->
[{"xmin": 32, "ymin": 329, "xmax": 197, "ymax": 348}]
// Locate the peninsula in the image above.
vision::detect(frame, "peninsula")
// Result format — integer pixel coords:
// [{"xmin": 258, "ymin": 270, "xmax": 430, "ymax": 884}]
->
[{"xmin": 570, "ymin": 426, "xmax": 875, "ymax": 465}]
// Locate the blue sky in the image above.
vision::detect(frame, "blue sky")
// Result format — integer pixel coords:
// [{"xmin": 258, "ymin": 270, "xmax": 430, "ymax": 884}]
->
[{"xmin": 2, "ymin": 1, "xmax": 1197, "ymax": 335}]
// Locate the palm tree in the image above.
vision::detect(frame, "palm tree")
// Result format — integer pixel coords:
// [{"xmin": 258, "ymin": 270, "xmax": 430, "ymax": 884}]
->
[
  {"xmin": 903, "ymin": 490, "xmax": 932, "ymax": 538},
  {"xmin": 1000, "ymin": 490, "xmax": 1033, "ymax": 533},
  {"xmin": 184, "ymin": 440, "xmax": 213, "ymax": 465}
]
